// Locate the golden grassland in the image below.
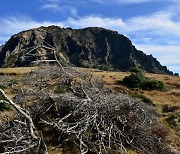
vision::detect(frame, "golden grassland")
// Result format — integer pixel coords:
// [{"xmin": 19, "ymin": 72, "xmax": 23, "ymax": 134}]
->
[
  {"xmin": 0, "ymin": 67, "xmax": 38, "ymax": 75},
  {"xmin": 80, "ymin": 68, "xmax": 180, "ymax": 111},
  {"xmin": 0, "ymin": 67, "xmax": 179, "ymax": 153}
]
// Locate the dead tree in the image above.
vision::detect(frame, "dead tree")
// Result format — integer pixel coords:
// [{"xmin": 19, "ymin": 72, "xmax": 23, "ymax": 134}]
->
[{"xmin": 16, "ymin": 64, "xmax": 172, "ymax": 154}]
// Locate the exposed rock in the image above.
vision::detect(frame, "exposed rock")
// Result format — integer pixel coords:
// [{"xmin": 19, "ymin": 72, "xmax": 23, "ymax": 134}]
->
[{"xmin": 0, "ymin": 26, "xmax": 173, "ymax": 75}]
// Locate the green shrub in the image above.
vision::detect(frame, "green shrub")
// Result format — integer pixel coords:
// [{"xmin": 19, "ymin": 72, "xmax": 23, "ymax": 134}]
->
[
  {"xmin": 142, "ymin": 80, "xmax": 165, "ymax": 90},
  {"xmin": 131, "ymin": 93, "xmax": 155, "ymax": 106},
  {"xmin": 139, "ymin": 95, "xmax": 155, "ymax": 106},
  {"xmin": 0, "ymin": 101, "xmax": 11, "ymax": 111},
  {"xmin": 0, "ymin": 84, "xmax": 7, "ymax": 90},
  {"xmin": 122, "ymin": 72, "xmax": 145, "ymax": 89},
  {"xmin": 100, "ymin": 65, "xmax": 110, "ymax": 71},
  {"xmin": 130, "ymin": 67, "xmax": 143, "ymax": 73},
  {"xmin": 122, "ymin": 72, "xmax": 165, "ymax": 91},
  {"xmin": 116, "ymin": 80, "xmax": 123, "ymax": 84},
  {"xmin": 174, "ymin": 73, "xmax": 179, "ymax": 76}
]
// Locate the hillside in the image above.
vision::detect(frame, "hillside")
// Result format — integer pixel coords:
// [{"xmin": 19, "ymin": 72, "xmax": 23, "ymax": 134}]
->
[
  {"xmin": 0, "ymin": 66, "xmax": 179, "ymax": 153},
  {"xmin": 0, "ymin": 26, "xmax": 173, "ymax": 75}
]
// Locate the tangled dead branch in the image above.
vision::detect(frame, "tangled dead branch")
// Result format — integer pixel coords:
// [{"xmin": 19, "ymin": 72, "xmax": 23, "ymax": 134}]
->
[
  {"xmin": 12, "ymin": 65, "xmax": 172, "ymax": 154},
  {"xmin": 0, "ymin": 89, "xmax": 38, "ymax": 140},
  {"xmin": 0, "ymin": 112, "xmax": 39, "ymax": 154}
]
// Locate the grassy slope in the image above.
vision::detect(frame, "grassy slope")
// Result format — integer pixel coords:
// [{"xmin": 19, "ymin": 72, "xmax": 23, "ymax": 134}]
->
[
  {"xmin": 0, "ymin": 67, "xmax": 179, "ymax": 153},
  {"xmin": 83, "ymin": 68, "xmax": 180, "ymax": 111},
  {"xmin": 0, "ymin": 67, "xmax": 38, "ymax": 75},
  {"xmin": 2, "ymin": 67, "xmax": 179, "ymax": 108}
]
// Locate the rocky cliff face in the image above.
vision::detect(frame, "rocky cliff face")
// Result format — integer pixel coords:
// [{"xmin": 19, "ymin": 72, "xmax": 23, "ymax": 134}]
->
[{"xmin": 0, "ymin": 26, "xmax": 173, "ymax": 74}]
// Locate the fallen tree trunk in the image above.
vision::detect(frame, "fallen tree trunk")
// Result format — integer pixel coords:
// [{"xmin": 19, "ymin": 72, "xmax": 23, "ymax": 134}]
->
[{"xmin": 0, "ymin": 89, "xmax": 38, "ymax": 140}]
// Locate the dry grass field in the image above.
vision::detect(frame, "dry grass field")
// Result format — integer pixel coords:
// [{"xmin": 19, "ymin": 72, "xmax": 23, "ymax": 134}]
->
[
  {"xmin": 1, "ymin": 66, "xmax": 179, "ymax": 110},
  {"xmin": 82, "ymin": 68, "xmax": 180, "ymax": 112},
  {"xmin": 0, "ymin": 66, "xmax": 179, "ymax": 153},
  {"xmin": 0, "ymin": 67, "xmax": 37, "ymax": 75}
]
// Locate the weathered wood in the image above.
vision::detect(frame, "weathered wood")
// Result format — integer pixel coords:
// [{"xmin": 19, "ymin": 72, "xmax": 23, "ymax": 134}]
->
[{"xmin": 0, "ymin": 89, "xmax": 38, "ymax": 140}]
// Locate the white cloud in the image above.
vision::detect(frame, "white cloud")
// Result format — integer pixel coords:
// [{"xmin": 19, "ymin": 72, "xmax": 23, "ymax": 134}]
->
[
  {"xmin": 0, "ymin": 15, "xmax": 64, "ymax": 44},
  {"xmin": 40, "ymin": 0, "xmax": 79, "ymax": 17},
  {"xmin": 91, "ymin": 0, "xmax": 152, "ymax": 4},
  {"xmin": 136, "ymin": 45, "xmax": 180, "ymax": 54},
  {"xmin": 47, "ymin": 0, "xmax": 60, "ymax": 2},
  {"xmin": 168, "ymin": 66, "xmax": 180, "ymax": 74},
  {"xmin": 115, "ymin": 0, "xmax": 153, "ymax": 4},
  {"xmin": 1, "ymin": 13, "xmax": 180, "ymax": 45},
  {"xmin": 136, "ymin": 44, "xmax": 180, "ymax": 66},
  {"xmin": 136, "ymin": 44, "xmax": 180, "ymax": 73},
  {"xmin": 41, "ymin": 0, "xmax": 60, "ymax": 12},
  {"xmin": 69, "ymin": 6, "xmax": 79, "ymax": 17},
  {"xmin": 0, "ymin": 15, "xmax": 124, "ymax": 43},
  {"xmin": 41, "ymin": 3, "xmax": 60, "ymax": 11},
  {"xmin": 90, "ymin": 0, "xmax": 105, "ymax": 4},
  {"xmin": 124, "ymin": 12, "xmax": 180, "ymax": 36},
  {"xmin": 1, "ymin": 13, "xmax": 180, "ymax": 44},
  {"xmin": 90, "ymin": 0, "xmax": 177, "ymax": 4},
  {"xmin": 61, "ymin": 12, "xmax": 180, "ymax": 38},
  {"xmin": 65, "ymin": 16, "xmax": 124, "ymax": 28}
]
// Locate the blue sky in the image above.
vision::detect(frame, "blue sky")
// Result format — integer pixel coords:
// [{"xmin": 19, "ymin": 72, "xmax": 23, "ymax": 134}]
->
[{"xmin": 0, "ymin": 0, "xmax": 180, "ymax": 74}]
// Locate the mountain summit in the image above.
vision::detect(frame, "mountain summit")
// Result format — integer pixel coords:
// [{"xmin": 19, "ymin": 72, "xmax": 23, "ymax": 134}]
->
[{"xmin": 0, "ymin": 26, "xmax": 173, "ymax": 74}]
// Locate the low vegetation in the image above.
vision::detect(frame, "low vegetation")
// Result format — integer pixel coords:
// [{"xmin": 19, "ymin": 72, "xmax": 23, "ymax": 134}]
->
[
  {"xmin": 0, "ymin": 99, "xmax": 11, "ymax": 111},
  {"xmin": 166, "ymin": 112, "xmax": 180, "ymax": 132},
  {"xmin": 122, "ymin": 72, "xmax": 165, "ymax": 90},
  {"xmin": 131, "ymin": 93, "xmax": 155, "ymax": 106},
  {"xmin": 129, "ymin": 67, "xmax": 143, "ymax": 73},
  {"xmin": 162, "ymin": 105, "xmax": 179, "ymax": 113}
]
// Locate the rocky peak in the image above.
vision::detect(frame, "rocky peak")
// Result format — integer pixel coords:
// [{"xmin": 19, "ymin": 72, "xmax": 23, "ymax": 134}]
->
[{"xmin": 0, "ymin": 26, "xmax": 173, "ymax": 75}]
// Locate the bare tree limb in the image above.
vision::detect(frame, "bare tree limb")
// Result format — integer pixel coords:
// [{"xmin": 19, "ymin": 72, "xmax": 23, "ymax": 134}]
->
[{"xmin": 0, "ymin": 89, "xmax": 38, "ymax": 140}]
